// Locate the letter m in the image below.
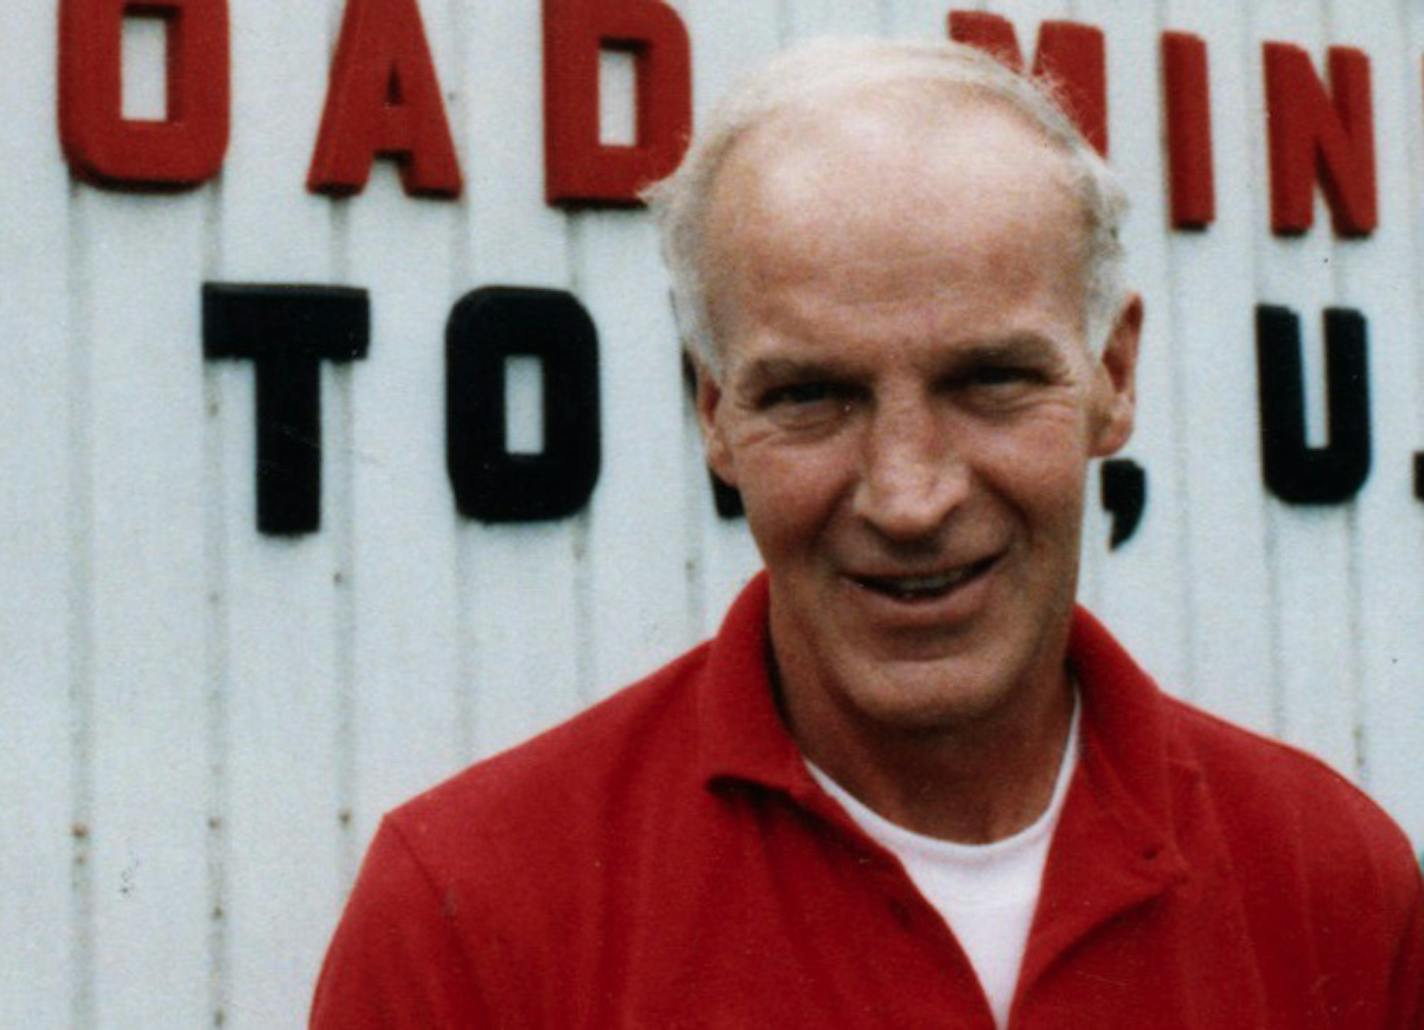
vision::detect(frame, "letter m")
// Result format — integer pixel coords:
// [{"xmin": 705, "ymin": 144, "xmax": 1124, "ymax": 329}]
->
[{"xmin": 949, "ymin": 11, "xmax": 1108, "ymax": 155}]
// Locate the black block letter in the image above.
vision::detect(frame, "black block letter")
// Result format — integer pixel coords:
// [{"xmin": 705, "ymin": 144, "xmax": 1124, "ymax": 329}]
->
[
  {"xmin": 1256, "ymin": 305, "xmax": 1371, "ymax": 505},
  {"xmin": 1100, "ymin": 458, "xmax": 1147, "ymax": 549},
  {"xmin": 203, "ymin": 283, "xmax": 370, "ymax": 535},
  {"xmin": 446, "ymin": 287, "xmax": 600, "ymax": 522}
]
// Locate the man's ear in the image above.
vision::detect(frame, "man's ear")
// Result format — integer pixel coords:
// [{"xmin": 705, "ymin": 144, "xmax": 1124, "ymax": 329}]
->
[
  {"xmin": 693, "ymin": 354, "xmax": 737, "ymax": 486},
  {"xmin": 1090, "ymin": 293, "xmax": 1143, "ymax": 458}
]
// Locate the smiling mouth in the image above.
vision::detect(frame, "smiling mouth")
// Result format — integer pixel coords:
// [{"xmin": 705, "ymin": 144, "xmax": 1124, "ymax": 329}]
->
[{"xmin": 850, "ymin": 556, "xmax": 999, "ymax": 601}]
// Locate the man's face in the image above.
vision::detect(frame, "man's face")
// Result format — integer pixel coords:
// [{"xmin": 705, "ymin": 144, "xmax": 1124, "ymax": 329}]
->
[{"xmin": 697, "ymin": 96, "xmax": 1140, "ymax": 742}]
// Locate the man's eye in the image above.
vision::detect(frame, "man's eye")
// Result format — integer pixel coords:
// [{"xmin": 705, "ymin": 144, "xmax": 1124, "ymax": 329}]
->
[
  {"xmin": 968, "ymin": 365, "xmax": 1034, "ymax": 387},
  {"xmin": 762, "ymin": 382, "xmax": 840, "ymax": 408},
  {"xmin": 756, "ymin": 381, "xmax": 856, "ymax": 429}
]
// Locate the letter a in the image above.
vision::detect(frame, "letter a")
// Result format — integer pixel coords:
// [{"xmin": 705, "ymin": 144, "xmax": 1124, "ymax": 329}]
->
[{"xmin": 308, "ymin": 0, "xmax": 462, "ymax": 197}]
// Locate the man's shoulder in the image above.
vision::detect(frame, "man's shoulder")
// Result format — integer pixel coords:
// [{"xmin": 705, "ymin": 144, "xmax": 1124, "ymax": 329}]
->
[
  {"xmin": 1163, "ymin": 692, "xmax": 1386, "ymax": 818},
  {"xmin": 1074, "ymin": 606, "xmax": 1415, "ymax": 874},
  {"xmin": 310, "ymin": 639, "xmax": 731, "ymax": 1021},
  {"xmin": 1161, "ymin": 693, "xmax": 1420, "ymax": 890},
  {"xmin": 385, "ymin": 639, "xmax": 712, "ymax": 873}
]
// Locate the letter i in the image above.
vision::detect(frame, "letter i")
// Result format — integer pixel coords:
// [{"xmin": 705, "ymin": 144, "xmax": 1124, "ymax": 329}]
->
[{"xmin": 1162, "ymin": 31, "xmax": 1214, "ymax": 229}]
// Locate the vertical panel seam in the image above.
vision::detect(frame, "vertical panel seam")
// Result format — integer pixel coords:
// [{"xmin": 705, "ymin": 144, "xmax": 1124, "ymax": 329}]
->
[
  {"xmin": 327, "ymin": 0, "xmax": 360, "ymax": 890},
  {"xmin": 1411, "ymin": 0, "xmax": 1424, "ymax": 486},
  {"xmin": 1157, "ymin": 0, "xmax": 1203, "ymax": 698},
  {"xmin": 446, "ymin": 0, "xmax": 477, "ymax": 765},
  {"xmin": 1245, "ymin": 2, "xmax": 1287, "ymax": 738},
  {"xmin": 201, "ymin": 177, "xmax": 232, "ymax": 1030},
  {"xmin": 65, "ymin": 179, "xmax": 97, "ymax": 1030},
  {"xmin": 1321, "ymin": 0, "xmax": 1367, "ymax": 785},
  {"xmin": 566, "ymin": 215, "xmax": 597, "ymax": 705}
]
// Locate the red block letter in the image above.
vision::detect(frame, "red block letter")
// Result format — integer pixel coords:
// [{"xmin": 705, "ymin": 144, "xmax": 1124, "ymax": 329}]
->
[
  {"xmin": 58, "ymin": 0, "xmax": 230, "ymax": 187},
  {"xmin": 1162, "ymin": 31, "xmax": 1214, "ymax": 229},
  {"xmin": 947, "ymin": 10, "xmax": 1024, "ymax": 67},
  {"xmin": 1264, "ymin": 42, "xmax": 1376, "ymax": 237},
  {"xmin": 948, "ymin": 11, "xmax": 1108, "ymax": 155},
  {"xmin": 308, "ymin": 0, "xmax": 462, "ymax": 198},
  {"xmin": 543, "ymin": 0, "xmax": 692, "ymax": 206}
]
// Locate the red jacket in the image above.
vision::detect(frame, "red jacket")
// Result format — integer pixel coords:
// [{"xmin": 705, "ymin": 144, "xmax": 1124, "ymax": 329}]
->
[{"xmin": 312, "ymin": 574, "xmax": 1424, "ymax": 1028}]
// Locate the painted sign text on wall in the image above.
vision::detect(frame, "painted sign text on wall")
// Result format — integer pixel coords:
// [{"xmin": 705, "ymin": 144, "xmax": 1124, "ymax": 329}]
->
[
  {"xmin": 57, "ymin": 1, "xmax": 1379, "ymax": 234},
  {"xmin": 52, "ymin": 1, "xmax": 1424, "ymax": 535}
]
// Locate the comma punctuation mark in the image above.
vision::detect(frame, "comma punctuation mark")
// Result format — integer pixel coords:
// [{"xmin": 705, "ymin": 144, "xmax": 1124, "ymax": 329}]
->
[{"xmin": 1100, "ymin": 459, "xmax": 1147, "ymax": 550}]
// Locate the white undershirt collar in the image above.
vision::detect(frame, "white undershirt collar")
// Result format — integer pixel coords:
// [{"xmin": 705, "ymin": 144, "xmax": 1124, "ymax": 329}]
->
[{"xmin": 805, "ymin": 691, "xmax": 1082, "ymax": 1028}]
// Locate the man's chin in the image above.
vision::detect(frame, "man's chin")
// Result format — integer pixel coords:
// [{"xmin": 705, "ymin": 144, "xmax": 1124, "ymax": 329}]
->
[{"xmin": 837, "ymin": 651, "xmax": 1022, "ymax": 731}]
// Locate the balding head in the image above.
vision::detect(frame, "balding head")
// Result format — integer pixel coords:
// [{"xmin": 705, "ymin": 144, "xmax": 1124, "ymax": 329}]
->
[
  {"xmin": 702, "ymin": 91, "xmax": 1087, "ymax": 368},
  {"xmin": 644, "ymin": 38, "xmax": 1130, "ymax": 377}
]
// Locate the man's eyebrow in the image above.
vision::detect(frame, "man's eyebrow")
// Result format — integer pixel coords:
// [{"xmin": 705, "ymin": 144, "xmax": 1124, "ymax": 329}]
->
[
  {"xmin": 733, "ymin": 334, "xmax": 1069, "ymax": 388},
  {"xmin": 736, "ymin": 356, "xmax": 855, "ymax": 386},
  {"xmin": 947, "ymin": 334, "xmax": 1064, "ymax": 365}
]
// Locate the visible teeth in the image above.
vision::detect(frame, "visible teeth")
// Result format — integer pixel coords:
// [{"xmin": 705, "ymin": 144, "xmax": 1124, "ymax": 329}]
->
[
  {"xmin": 895, "ymin": 573, "xmax": 965, "ymax": 590},
  {"xmin": 860, "ymin": 565, "xmax": 979, "ymax": 596}
]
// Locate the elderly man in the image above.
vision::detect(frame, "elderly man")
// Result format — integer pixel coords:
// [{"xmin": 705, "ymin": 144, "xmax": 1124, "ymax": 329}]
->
[{"xmin": 311, "ymin": 39, "xmax": 1423, "ymax": 1028}]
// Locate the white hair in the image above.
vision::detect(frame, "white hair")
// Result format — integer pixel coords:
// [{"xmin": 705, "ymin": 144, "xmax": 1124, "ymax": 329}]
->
[{"xmin": 643, "ymin": 37, "xmax": 1130, "ymax": 376}]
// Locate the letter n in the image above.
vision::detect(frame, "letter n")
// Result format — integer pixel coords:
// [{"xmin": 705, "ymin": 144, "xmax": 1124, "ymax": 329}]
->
[
  {"xmin": 307, "ymin": 0, "xmax": 462, "ymax": 197},
  {"xmin": 1264, "ymin": 43, "xmax": 1376, "ymax": 236},
  {"xmin": 948, "ymin": 11, "xmax": 1108, "ymax": 155},
  {"xmin": 542, "ymin": 0, "xmax": 693, "ymax": 205},
  {"xmin": 58, "ymin": 0, "xmax": 230, "ymax": 187}
]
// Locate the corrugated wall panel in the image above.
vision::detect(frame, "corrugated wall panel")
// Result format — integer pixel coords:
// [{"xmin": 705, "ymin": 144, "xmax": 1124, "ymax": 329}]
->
[
  {"xmin": 783, "ymin": 0, "xmax": 886, "ymax": 41},
  {"xmin": 454, "ymin": 0, "xmax": 589, "ymax": 763},
  {"xmin": 215, "ymin": 2, "xmax": 352, "ymax": 1024},
  {"xmin": 1347, "ymin": 0, "xmax": 1424, "ymax": 849},
  {"xmin": 1086, "ymin": 0, "xmax": 1194, "ymax": 693},
  {"xmin": 1388, "ymin": 0, "xmax": 1424, "ymax": 849},
  {"xmin": 578, "ymin": 208, "xmax": 696, "ymax": 698},
  {"xmin": 1261, "ymin": 0, "xmax": 1361, "ymax": 778},
  {"xmin": 0, "ymin": 5, "xmax": 79, "ymax": 1026},
  {"xmin": 1156, "ymin": 0, "xmax": 1267, "ymax": 735},
  {"xmin": 84, "ymin": 210, "xmax": 209, "ymax": 1022},
  {"xmin": 678, "ymin": 0, "xmax": 778, "ymax": 638},
  {"xmin": 2, "ymin": 2, "xmax": 1421, "ymax": 1025},
  {"xmin": 882, "ymin": 0, "xmax": 954, "ymax": 41}
]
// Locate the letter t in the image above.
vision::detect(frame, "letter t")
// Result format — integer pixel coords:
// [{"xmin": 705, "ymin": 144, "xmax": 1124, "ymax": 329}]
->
[{"xmin": 203, "ymin": 283, "xmax": 370, "ymax": 535}]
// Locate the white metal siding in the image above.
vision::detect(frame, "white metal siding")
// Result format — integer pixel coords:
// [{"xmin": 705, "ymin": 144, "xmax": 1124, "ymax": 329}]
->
[{"xmin": 2, "ymin": 0, "xmax": 1421, "ymax": 1025}]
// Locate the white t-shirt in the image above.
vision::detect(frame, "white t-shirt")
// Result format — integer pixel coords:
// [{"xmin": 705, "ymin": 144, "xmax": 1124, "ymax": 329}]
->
[{"xmin": 805, "ymin": 698, "xmax": 1080, "ymax": 1029}]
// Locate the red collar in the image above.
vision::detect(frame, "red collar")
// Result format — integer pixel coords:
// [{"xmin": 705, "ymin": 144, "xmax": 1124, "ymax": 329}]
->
[
  {"xmin": 693, "ymin": 571, "xmax": 1192, "ymax": 963},
  {"xmin": 695, "ymin": 572, "xmax": 814, "ymax": 798}
]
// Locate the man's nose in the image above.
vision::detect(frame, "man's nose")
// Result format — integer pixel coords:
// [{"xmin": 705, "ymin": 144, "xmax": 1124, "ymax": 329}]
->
[{"xmin": 851, "ymin": 397, "xmax": 969, "ymax": 541}]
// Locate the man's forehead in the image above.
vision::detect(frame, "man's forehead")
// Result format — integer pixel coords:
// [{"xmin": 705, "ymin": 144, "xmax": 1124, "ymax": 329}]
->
[
  {"xmin": 693, "ymin": 86, "xmax": 1095, "ymax": 371},
  {"xmin": 704, "ymin": 90, "xmax": 1079, "ymax": 255},
  {"xmin": 706, "ymin": 99, "xmax": 1082, "ymax": 280},
  {"xmin": 724, "ymin": 89, "xmax": 1064, "ymax": 187}
]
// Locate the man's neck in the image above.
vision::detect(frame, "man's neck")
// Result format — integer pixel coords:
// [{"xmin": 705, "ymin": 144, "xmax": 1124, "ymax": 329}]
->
[{"xmin": 782, "ymin": 666, "xmax": 1077, "ymax": 845}]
